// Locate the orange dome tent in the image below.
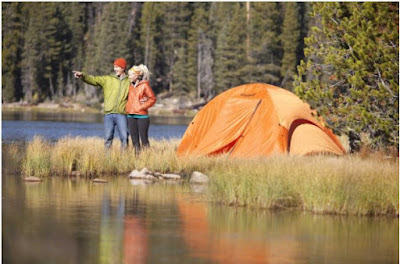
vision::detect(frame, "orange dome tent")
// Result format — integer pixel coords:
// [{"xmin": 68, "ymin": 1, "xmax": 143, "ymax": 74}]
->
[{"xmin": 177, "ymin": 83, "xmax": 345, "ymax": 158}]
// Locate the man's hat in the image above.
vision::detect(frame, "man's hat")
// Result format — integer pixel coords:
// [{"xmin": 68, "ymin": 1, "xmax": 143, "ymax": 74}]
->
[{"xmin": 114, "ymin": 58, "xmax": 127, "ymax": 70}]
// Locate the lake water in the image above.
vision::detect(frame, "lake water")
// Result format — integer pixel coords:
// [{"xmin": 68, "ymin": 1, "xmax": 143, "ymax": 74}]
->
[
  {"xmin": 2, "ymin": 111, "xmax": 190, "ymax": 143},
  {"xmin": 2, "ymin": 111, "xmax": 399, "ymax": 264}
]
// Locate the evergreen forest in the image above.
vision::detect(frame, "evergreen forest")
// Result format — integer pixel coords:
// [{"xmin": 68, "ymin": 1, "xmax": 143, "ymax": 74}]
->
[{"xmin": 2, "ymin": 2, "xmax": 399, "ymax": 149}]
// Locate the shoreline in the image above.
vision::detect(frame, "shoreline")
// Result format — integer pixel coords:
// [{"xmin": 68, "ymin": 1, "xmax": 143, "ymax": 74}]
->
[
  {"xmin": 4, "ymin": 137, "xmax": 398, "ymax": 216},
  {"xmin": 2, "ymin": 102, "xmax": 198, "ymax": 118}
]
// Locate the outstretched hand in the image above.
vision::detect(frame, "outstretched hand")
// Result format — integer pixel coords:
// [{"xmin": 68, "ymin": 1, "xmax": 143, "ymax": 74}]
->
[{"xmin": 72, "ymin": 71, "xmax": 82, "ymax": 79}]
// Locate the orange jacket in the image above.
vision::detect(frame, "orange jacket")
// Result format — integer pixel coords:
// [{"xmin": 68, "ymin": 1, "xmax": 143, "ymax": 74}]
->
[{"xmin": 126, "ymin": 80, "xmax": 156, "ymax": 115}]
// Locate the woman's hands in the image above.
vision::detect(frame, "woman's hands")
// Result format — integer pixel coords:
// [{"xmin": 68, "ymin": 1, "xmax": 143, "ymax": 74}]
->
[{"xmin": 140, "ymin": 96, "xmax": 148, "ymax": 104}]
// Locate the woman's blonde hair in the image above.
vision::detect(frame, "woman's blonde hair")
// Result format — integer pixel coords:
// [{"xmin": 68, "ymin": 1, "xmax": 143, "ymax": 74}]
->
[{"xmin": 129, "ymin": 64, "xmax": 150, "ymax": 80}]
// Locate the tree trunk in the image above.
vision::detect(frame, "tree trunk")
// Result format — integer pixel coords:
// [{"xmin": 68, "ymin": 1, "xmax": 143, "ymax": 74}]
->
[
  {"xmin": 144, "ymin": 15, "xmax": 151, "ymax": 67},
  {"xmin": 23, "ymin": 66, "xmax": 33, "ymax": 103},
  {"xmin": 49, "ymin": 73, "xmax": 55, "ymax": 100},
  {"xmin": 246, "ymin": 2, "xmax": 251, "ymax": 60},
  {"xmin": 197, "ymin": 38, "xmax": 202, "ymax": 99},
  {"xmin": 58, "ymin": 64, "xmax": 64, "ymax": 98},
  {"xmin": 128, "ymin": 3, "xmax": 139, "ymax": 35},
  {"xmin": 72, "ymin": 74, "xmax": 77, "ymax": 98}
]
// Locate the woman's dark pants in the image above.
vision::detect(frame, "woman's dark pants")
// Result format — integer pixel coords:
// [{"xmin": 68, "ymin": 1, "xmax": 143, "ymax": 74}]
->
[{"xmin": 128, "ymin": 117, "xmax": 150, "ymax": 154}]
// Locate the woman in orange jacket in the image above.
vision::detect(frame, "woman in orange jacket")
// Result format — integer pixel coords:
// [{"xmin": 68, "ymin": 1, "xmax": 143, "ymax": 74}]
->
[{"xmin": 126, "ymin": 64, "xmax": 156, "ymax": 154}]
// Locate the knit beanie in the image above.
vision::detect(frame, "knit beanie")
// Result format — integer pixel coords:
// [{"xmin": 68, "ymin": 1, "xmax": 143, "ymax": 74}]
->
[{"xmin": 113, "ymin": 58, "xmax": 127, "ymax": 70}]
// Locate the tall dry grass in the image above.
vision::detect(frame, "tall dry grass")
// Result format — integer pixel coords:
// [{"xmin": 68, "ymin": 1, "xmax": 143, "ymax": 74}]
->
[
  {"xmin": 18, "ymin": 136, "xmax": 399, "ymax": 215},
  {"xmin": 22, "ymin": 136, "xmax": 51, "ymax": 177},
  {"xmin": 208, "ymin": 155, "xmax": 399, "ymax": 216},
  {"xmin": 22, "ymin": 136, "xmax": 187, "ymax": 177}
]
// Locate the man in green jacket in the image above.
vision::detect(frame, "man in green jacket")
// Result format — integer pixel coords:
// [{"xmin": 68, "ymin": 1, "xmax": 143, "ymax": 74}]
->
[{"xmin": 73, "ymin": 58, "xmax": 130, "ymax": 149}]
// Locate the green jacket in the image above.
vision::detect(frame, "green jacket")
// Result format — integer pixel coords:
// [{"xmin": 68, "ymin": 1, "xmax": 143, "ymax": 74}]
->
[{"xmin": 82, "ymin": 73, "xmax": 130, "ymax": 114}]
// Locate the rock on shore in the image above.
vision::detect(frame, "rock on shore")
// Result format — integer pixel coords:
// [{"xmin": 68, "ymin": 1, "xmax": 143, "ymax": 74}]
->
[
  {"xmin": 128, "ymin": 168, "xmax": 182, "ymax": 181},
  {"xmin": 189, "ymin": 171, "xmax": 209, "ymax": 184}
]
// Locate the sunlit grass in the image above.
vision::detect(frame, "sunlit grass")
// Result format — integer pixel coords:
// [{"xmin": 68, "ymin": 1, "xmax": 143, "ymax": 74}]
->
[
  {"xmin": 15, "ymin": 136, "xmax": 399, "ymax": 215},
  {"xmin": 22, "ymin": 136, "xmax": 51, "ymax": 177},
  {"xmin": 208, "ymin": 155, "xmax": 398, "ymax": 216}
]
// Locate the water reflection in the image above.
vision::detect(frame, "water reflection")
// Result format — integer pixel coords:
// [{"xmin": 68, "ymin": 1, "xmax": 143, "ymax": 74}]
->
[
  {"xmin": 123, "ymin": 214, "xmax": 148, "ymax": 264},
  {"xmin": 2, "ymin": 173, "xmax": 398, "ymax": 264},
  {"xmin": 177, "ymin": 199, "xmax": 399, "ymax": 264},
  {"xmin": 99, "ymin": 192, "xmax": 124, "ymax": 264}
]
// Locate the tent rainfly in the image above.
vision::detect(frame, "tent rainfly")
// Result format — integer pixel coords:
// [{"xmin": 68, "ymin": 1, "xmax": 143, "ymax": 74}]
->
[{"xmin": 177, "ymin": 83, "xmax": 346, "ymax": 158}]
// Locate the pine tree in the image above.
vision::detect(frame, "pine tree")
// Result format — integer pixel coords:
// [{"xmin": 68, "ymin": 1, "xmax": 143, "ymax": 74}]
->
[
  {"xmin": 280, "ymin": 2, "xmax": 301, "ymax": 90},
  {"xmin": 4, "ymin": 2, "xmax": 314, "ymax": 105},
  {"xmin": 82, "ymin": 3, "xmax": 133, "ymax": 101},
  {"xmin": 41, "ymin": 3, "xmax": 60, "ymax": 99},
  {"xmin": 297, "ymin": 3, "xmax": 311, "ymax": 68},
  {"xmin": 186, "ymin": 3, "xmax": 213, "ymax": 99},
  {"xmin": 294, "ymin": 2, "xmax": 399, "ymax": 149},
  {"xmin": 20, "ymin": 3, "xmax": 42, "ymax": 103},
  {"xmin": 126, "ymin": 2, "xmax": 141, "ymax": 64},
  {"xmin": 136, "ymin": 2, "xmax": 164, "ymax": 93},
  {"xmin": 85, "ymin": 2, "xmax": 132, "ymax": 75},
  {"xmin": 49, "ymin": 3, "xmax": 73, "ymax": 99},
  {"xmin": 2, "ymin": 2, "xmax": 23, "ymax": 102},
  {"xmin": 60, "ymin": 2, "xmax": 86, "ymax": 97},
  {"xmin": 159, "ymin": 3, "xmax": 193, "ymax": 94},
  {"xmin": 242, "ymin": 2, "xmax": 282, "ymax": 85},
  {"xmin": 213, "ymin": 3, "xmax": 247, "ymax": 93},
  {"xmin": 18, "ymin": 3, "xmax": 74, "ymax": 102}
]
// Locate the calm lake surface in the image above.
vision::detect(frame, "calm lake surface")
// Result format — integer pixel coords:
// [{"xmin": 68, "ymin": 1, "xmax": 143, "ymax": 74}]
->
[
  {"xmin": 2, "ymin": 111, "xmax": 399, "ymax": 264},
  {"xmin": 2, "ymin": 111, "xmax": 190, "ymax": 143}
]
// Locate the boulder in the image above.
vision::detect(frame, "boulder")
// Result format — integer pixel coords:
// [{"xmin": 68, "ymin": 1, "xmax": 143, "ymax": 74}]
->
[
  {"xmin": 189, "ymin": 171, "xmax": 209, "ymax": 184},
  {"xmin": 128, "ymin": 169, "xmax": 155, "ymax": 179},
  {"xmin": 128, "ymin": 168, "xmax": 181, "ymax": 181},
  {"xmin": 140, "ymin": 168, "xmax": 153, "ymax": 175},
  {"xmin": 154, "ymin": 172, "xmax": 164, "ymax": 179},
  {"xmin": 160, "ymin": 173, "xmax": 181, "ymax": 180}
]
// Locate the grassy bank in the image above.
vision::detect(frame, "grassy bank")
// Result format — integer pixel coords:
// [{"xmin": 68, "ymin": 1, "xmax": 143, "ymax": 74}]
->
[
  {"xmin": 10, "ymin": 136, "xmax": 400, "ymax": 216},
  {"xmin": 208, "ymin": 157, "xmax": 398, "ymax": 216},
  {"xmin": 19, "ymin": 136, "xmax": 217, "ymax": 177}
]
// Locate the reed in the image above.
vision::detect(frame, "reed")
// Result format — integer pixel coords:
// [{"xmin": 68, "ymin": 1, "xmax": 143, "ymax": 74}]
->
[
  {"xmin": 17, "ymin": 136, "xmax": 399, "ymax": 215},
  {"xmin": 208, "ymin": 155, "xmax": 399, "ymax": 216},
  {"xmin": 51, "ymin": 136, "xmax": 86, "ymax": 175},
  {"xmin": 22, "ymin": 136, "xmax": 51, "ymax": 177}
]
